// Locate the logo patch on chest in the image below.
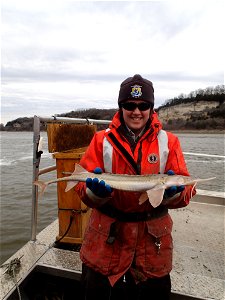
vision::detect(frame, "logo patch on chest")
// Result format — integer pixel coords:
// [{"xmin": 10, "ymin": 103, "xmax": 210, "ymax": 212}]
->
[{"xmin": 147, "ymin": 153, "xmax": 159, "ymax": 164}]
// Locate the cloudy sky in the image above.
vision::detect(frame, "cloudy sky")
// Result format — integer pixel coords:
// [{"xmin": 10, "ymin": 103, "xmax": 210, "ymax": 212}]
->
[{"xmin": 1, "ymin": 0, "xmax": 224, "ymax": 125}]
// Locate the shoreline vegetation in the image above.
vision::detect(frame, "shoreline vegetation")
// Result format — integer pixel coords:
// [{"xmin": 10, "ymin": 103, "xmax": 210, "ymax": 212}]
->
[
  {"xmin": 171, "ymin": 129, "xmax": 225, "ymax": 134},
  {"xmin": 1, "ymin": 85, "xmax": 224, "ymax": 132}
]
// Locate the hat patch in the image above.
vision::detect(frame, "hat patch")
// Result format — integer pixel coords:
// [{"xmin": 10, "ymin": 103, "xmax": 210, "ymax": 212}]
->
[
  {"xmin": 131, "ymin": 85, "xmax": 142, "ymax": 98},
  {"xmin": 147, "ymin": 153, "xmax": 159, "ymax": 164}
]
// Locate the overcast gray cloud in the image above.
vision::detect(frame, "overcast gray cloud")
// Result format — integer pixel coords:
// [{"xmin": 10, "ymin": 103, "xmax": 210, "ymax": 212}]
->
[{"xmin": 1, "ymin": 0, "xmax": 224, "ymax": 125}]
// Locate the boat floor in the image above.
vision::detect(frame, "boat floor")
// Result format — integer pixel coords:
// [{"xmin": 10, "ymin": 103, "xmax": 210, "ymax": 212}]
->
[{"xmin": 0, "ymin": 200, "xmax": 224, "ymax": 300}]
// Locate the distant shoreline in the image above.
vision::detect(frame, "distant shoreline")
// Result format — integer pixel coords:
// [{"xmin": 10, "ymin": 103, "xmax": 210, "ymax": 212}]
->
[
  {"xmin": 1, "ymin": 129, "xmax": 225, "ymax": 134},
  {"xmin": 170, "ymin": 129, "xmax": 225, "ymax": 134}
]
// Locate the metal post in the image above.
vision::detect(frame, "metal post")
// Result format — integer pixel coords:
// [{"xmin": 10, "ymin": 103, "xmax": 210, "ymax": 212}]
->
[
  {"xmin": 31, "ymin": 116, "xmax": 41, "ymax": 241},
  {"xmin": 29, "ymin": 115, "xmax": 110, "ymax": 241}
]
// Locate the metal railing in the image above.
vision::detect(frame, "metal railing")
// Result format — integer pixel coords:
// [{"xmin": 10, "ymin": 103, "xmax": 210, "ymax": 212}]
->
[
  {"xmin": 183, "ymin": 152, "xmax": 225, "ymax": 159},
  {"xmin": 39, "ymin": 116, "xmax": 111, "ymax": 125},
  {"xmin": 31, "ymin": 115, "xmax": 111, "ymax": 241}
]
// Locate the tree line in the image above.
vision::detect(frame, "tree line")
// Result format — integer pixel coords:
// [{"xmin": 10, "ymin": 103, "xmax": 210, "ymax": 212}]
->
[
  {"xmin": 157, "ymin": 85, "xmax": 224, "ymax": 110},
  {"xmin": 1, "ymin": 85, "xmax": 224, "ymax": 131}
]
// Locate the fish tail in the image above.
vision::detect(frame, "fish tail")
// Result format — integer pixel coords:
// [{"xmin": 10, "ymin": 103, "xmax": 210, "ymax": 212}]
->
[{"xmin": 33, "ymin": 180, "xmax": 47, "ymax": 198}]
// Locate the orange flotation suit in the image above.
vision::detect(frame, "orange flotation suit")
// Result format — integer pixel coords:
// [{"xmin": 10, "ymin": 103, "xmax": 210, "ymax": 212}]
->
[{"xmin": 75, "ymin": 111, "xmax": 195, "ymax": 286}]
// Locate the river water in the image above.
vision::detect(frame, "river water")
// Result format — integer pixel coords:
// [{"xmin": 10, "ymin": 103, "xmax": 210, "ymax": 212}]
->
[{"xmin": 0, "ymin": 131, "xmax": 224, "ymax": 264}]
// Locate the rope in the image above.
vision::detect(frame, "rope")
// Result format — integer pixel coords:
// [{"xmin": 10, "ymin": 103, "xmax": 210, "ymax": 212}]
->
[
  {"xmin": 1, "ymin": 256, "xmax": 23, "ymax": 300},
  {"xmin": 12, "ymin": 267, "xmax": 22, "ymax": 300},
  {"xmin": 54, "ymin": 208, "xmax": 89, "ymax": 245},
  {"xmin": 1, "ymin": 207, "xmax": 90, "ymax": 297},
  {"xmin": 54, "ymin": 214, "xmax": 74, "ymax": 245}
]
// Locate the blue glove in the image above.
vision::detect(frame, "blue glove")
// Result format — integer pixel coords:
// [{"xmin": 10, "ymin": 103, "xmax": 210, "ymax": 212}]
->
[
  {"xmin": 86, "ymin": 167, "xmax": 112, "ymax": 198},
  {"xmin": 164, "ymin": 170, "xmax": 185, "ymax": 198}
]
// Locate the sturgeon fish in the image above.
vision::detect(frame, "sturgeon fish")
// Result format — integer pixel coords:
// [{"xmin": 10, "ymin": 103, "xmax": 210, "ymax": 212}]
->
[{"xmin": 34, "ymin": 164, "xmax": 216, "ymax": 208}]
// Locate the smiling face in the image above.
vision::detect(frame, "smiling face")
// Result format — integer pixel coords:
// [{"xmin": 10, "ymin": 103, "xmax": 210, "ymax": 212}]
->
[{"xmin": 121, "ymin": 101, "xmax": 153, "ymax": 135}]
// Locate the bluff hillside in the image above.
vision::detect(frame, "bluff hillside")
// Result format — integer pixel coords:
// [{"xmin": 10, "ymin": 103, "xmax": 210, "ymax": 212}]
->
[
  {"xmin": 156, "ymin": 85, "xmax": 224, "ymax": 130},
  {"xmin": 1, "ymin": 85, "xmax": 224, "ymax": 131}
]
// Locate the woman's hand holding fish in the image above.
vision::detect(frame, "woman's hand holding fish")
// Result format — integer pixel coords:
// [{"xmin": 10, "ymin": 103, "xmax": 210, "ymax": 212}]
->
[
  {"xmin": 164, "ymin": 170, "xmax": 185, "ymax": 198},
  {"xmin": 86, "ymin": 178, "xmax": 112, "ymax": 198},
  {"xmin": 85, "ymin": 167, "xmax": 112, "ymax": 203}
]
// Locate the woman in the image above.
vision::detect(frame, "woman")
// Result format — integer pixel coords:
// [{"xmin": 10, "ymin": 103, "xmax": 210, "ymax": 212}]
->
[{"xmin": 75, "ymin": 74, "xmax": 195, "ymax": 300}]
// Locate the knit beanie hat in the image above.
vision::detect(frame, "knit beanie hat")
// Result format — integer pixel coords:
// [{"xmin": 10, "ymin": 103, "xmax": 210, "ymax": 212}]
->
[{"xmin": 118, "ymin": 74, "xmax": 154, "ymax": 106}]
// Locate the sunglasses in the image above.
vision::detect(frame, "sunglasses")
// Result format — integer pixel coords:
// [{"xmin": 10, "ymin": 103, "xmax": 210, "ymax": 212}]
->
[{"xmin": 120, "ymin": 102, "xmax": 152, "ymax": 111}]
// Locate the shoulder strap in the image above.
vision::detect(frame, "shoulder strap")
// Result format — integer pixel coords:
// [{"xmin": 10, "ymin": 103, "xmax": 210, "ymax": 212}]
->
[
  {"xmin": 103, "ymin": 130, "xmax": 139, "ymax": 174},
  {"xmin": 157, "ymin": 129, "xmax": 169, "ymax": 173}
]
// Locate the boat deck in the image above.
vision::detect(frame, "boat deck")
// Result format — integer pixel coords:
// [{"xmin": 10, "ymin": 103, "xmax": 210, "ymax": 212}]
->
[
  {"xmin": 170, "ymin": 200, "xmax": 224, "ymax": 299},
  {"xmin": 0, "ymin": 197, "xmax": 224, "ymax": 300}
]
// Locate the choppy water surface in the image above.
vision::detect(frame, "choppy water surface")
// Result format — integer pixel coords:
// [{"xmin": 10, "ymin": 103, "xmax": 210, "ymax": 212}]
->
[{"xmin": 0, "ymin": 131, "xmax": 224, "ymax": 264}]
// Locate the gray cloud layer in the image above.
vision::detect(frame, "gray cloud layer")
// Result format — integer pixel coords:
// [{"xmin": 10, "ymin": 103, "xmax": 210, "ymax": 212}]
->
[{"xmin": 1, "ymin": 0, "xmax": 224, "ymax": 124}]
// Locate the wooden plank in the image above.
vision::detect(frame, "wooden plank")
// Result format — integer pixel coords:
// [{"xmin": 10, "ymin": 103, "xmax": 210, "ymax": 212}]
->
[
  {"xmin": 47, "ymin": 123, "xmax": 96, "ymax": 243},
  {"xmin": 56, "ymin": 158, "xmax": 82, "ymax": 239},
  {"xmin": 52, "ymin": 147, "xmax": 87, "ymax": 160},
  {"xmin": 47, "ymin": 123, "xmax": 96, "ymax": 153},
  {"xmin": 55, "ymin": 151, "xmax": 91, "ymax": 244}
]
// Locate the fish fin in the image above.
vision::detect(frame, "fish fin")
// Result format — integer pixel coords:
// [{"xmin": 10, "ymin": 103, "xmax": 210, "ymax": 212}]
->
[
  {"xmin": 33, "ymin": 180, "xmax": 47, "ymax": 199},
  {"xmin": 191, "ymin": 182, "xmax": 197, "ymax": 198},
  {"xmin": 139, "ymin": 192, "xmax": 149, "ymax": 205},
  {"xmin": 72, "ymin": 163, "xmax": 88, "ymax": 175},
  {"xmin": 65, "ymin": 180, "xmax": 79, "ymax": 192},
  {"xmin": 147, "ymin": 187, "xmax": 165, "ymax": 208},
  {"xmin": 65, "ymin": 164, "xmax": 87, "ymax": 192}
]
